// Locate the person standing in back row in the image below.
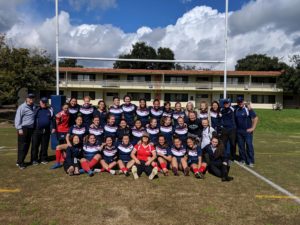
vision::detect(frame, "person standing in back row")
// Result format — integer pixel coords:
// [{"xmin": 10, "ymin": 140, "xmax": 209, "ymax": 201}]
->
[
  {"xmin": 31, "ymin": 97, "xmax": 55, "ymax": 165},
  {"xmin": 14, "ymin": 93, "xmax": 36, "ymax": 169}
]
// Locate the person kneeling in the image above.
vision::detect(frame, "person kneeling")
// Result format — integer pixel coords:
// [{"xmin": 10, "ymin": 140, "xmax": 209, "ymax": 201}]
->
[
  {"xmin": 130, "ymin": 133, "xmax": 158, "ymax": 180},
  {"xmin": 202, "ymin": 137, "xmax": 233, "ymax": 182}
]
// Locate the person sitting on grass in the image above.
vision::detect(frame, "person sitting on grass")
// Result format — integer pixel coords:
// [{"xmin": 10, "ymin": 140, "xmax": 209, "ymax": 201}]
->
[
  {"xmin": 170, "ymin": 136, "xmax": 189, "ymax": 176},
  {"xmin": 201, "ymin": 137, "xmax": 233, "ymax": 182},
  {"xmin": 64, "ymin": 135, "xmax": 82, "ymax": 176},
  {"xmin": 117, "ymin": 134, "xmax": 135, "ymax": 176},
  {"xmin": 80, "ymin": 134, "xmax": 101, "ymax": 177},
  {"xmin": 99, "ymin": 136, "xmax": 118, "ymax": 175},
  {"xmin": 51, "ymin": 115, "xmax": 86, "ymax": 169},
  {"xmin": 154, "ymin": 134, "xmax": 172, "ymax": 176},
  {"xmin": 130, "ymin": 133, "xmax": 158, "ymax": 180},
  {"xmin": 186, "ymin": 137, "xmax": 204, "ymax": 179}
]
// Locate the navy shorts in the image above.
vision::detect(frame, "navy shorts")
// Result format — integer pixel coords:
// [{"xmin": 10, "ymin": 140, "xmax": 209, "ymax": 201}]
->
[
  {"xmin": 188, "ymin": 159, "xmax": 198, "ymax": 166},
  {"xmin": 103, "ymin": 156, "xmax": 116, "ymax": 164},
  {"xmin": 56, "ymin": 132, "xmax": 67, "ymax": 144}
]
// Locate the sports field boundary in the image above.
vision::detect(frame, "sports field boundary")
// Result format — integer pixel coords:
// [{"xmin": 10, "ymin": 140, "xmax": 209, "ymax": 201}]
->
[{"xmin": 234, "ymin": 161, "xmax": 300, "ymax": 205}]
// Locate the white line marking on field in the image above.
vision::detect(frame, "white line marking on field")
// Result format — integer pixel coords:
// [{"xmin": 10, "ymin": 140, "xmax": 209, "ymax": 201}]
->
[
  {"xmin": 0, "ymin": 146, "xmax": 5, "ymax": 149},
  {"xmin": 234, "ymin": 161, "xmax": 300, "ymax": 205}
]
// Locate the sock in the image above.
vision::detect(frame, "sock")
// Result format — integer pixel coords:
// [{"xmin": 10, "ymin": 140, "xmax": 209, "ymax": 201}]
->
[
  {"xmin": 199, "ymin": 166, "xmax": 206, "ymax": 173},
  {"xmin": 55, "ymin": 149, "xmax": 62, "ymax": 163},
  {"xmin": 121, "ymin": 168, "xmax": 127, "ymax": 173},
  {"xmin": 193, "ymin": 168, "xmax": 198, "ymax": 173},
  {"xmin": 60, "ymin": 151, "xmax": 66, "ymax": 163},
  {"xmin": 81, "ymin": 161, "xmax": 90, "ymax": 172},
  {"xmin": 88, "ymin": 158, "xmax": 98, "ymax": 169},
  {"xmin": 160, "ymin": 163, "xmax": 167, "ymax": 169},
  {"xmin": 101, "ymin": 168, "xmax": 105, "ymax": 172},
  {"xmin": 106, "ymin": 168, "xmax": 111, "ymax": 172}
]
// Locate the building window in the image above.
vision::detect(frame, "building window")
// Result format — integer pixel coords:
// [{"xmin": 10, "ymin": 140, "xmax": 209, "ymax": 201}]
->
[
  {"xmin": 196, "ymin": 94, "xmax": 209, "ymax": 99},
  {"xmin": 71, "ymin": 91, "xmax": 95, "ymax": 100},
  {"xmin": 127, "ymin": 92, "xmax": 151, "ymax": 101},
  {"xmin": 220, "ymin": 77, "xmax": 244, "ymax": 84},
  {"xmin": 251, "ymin": 95, "xmax": 275, "ymax": 104},
  {"xmin": 106, "ymin": 92, "xmax": 119, "ymax": 97},
  {"xmin": 59, "ymin": 73, "xmax": 65, "ymax": 79},
  {"xmin": 40, "ymin": 90, "xmax": 64, "ymax": 98},
  {"xmin": 196, "ymin": 77, "xmax": 209, "ymax": 82},
  {"xmin": 71, "ymin": 74, "xmax": 95, "ymax": 81},
  {"xmin": 127, "ymin": 75, "xmax": 151, "ymax": 82},
  {"xmin": 165, "ymin": 93, "xmax": 188, "ymax": 102},
  {"xmin": 165, "ymin": 75, "xmax": 188, "ymax": 83},
  {"xmin": 252, "ymin": 77, "xmax": 276, "ymax": 83},
  {"xmin": 104, "ymin": 74, "xmax": 119, "ymax": 80},
  {"xmin": 220, "ymin": 94, "xmax": 244, "ymax": 101}
]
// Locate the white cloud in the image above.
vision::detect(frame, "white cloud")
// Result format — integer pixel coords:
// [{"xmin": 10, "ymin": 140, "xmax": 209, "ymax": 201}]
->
[
  {"xmin": 5, "ymin": 0, "xmax": 300, "ymax": 69},
  {"xmin": 68, "ymin": 0, "xmax": 117, "ymax": 11}
]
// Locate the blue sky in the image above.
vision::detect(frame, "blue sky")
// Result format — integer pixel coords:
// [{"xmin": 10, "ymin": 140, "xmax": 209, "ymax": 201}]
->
[{"xmin": 24, "ymin": 0, "xmax": 250, "ymax": 32}]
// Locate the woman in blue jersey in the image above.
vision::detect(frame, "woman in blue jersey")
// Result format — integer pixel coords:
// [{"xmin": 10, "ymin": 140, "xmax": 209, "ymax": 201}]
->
[
  {"xmin": 174, "ymin": 117, "xmax": 188, "ymax": 146},
  {"xmin": 121, "ymin": 95, "xmax": 136, "ymax": 127},
  {"xmin": 170, "ymin": 137, "xmax": 189, "ymax": 176},
  {"xmin": 159, "ymin": 116, "xmax": 174, "ymax": 147},
  {"xmin": 154, "ymin": 134, "xmax": 172, "ymax": 176},
  {"xmin": 149, "ymin": 99, "xmax": 163, "ymax": 121},
  {"xmin": 88, "ymin": 116, "xmax": 104, "ymax": 145},
  {"xmin": 131, "ymin": 119, "xmax": 146, "ymax": 146},
  {"xmin": 116, "ymin": 119, "xmax": 131, "ymax": 144},
  {"xmin": 186, "ymin": 137, "xmax": 204, "ymax": 179},
  {"xmin": 80, "ymin": 134, "xmax": 101, "ymax": 177},
  {"xmin": 136, "ymin": 98, "xmax": 150, "ymax": 127},
  {"xmin": 79, "ymin": 96, "xmax": 95, "ymax": 127},
  {"xmin": 64, "ymin": 135, "xmax": 82, "ymax": 176},
  {"xmin": 103, "ymin": 114, "xmax": 118, "ymax": 140},
  {"xmin": 68, "ymin": 97, "xmax": 80, "ymax": 126},
  {"xmin": 117, "ymin": 134, "xmax": 135, "ymax": 176},
  {"xmin": 100, "ymin": 136, "xmax": 118, "ymax": 175},
  {"xmin": 146, "ymin": 118, "xmax": 160, "ymax": 145},
  {"xmin": 209, "ymin": 101, "xmax": 222, "ymax": 135},
  {"xmin": 109, "ymin": 96, "xmax": 123, "ymax": 126},
  {"xmin": 93, "ymin": 100, "xmax": 107, "ymax": 127},
  {"xmin": 172, "ymin": 102, "xmax": 185, "ymax": 125},
  {"xmin": 162, "ymin": 101, "xmax": 173, "ymax": 118}
]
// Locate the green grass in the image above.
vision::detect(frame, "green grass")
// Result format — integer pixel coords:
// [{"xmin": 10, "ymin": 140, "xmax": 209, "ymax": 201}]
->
[{"xmin": 0, "ymin": 109, "xmax": 300, "ymax": 225}]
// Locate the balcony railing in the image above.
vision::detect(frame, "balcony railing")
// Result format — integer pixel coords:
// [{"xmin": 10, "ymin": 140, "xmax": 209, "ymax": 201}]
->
[{"xmin": 59, "ymin": 79, "xmax": 280, "ymax": 91}]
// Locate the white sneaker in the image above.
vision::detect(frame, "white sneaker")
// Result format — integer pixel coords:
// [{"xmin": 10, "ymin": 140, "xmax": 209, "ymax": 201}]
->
[
  {"xmin": 149, "ymin": 167, "xmax": 158, "ymax": 180},
  {"xmin": 248, "ymin": 163, "xmax": 255, "ymax": 168},
  {"xmin": 94, "ymin": 168, "xmax": 101, "ymax": 173},
  {"xmin": 109, "ymin": 169, "xmax": 116, "ymax": 175},
  {"xmin": 132, "ymin": 165, "xmax": 139, "ymax": 180}
]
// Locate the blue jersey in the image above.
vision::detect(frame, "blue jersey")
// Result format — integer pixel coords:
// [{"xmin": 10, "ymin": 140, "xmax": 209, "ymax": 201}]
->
[
  {"xmin": 118, "ymin": 143, "xmax": 134, "ymax": 162},
  {"xmin": 160, "ymin": 125, "xmax": 174, "ymax": 147},
  {"xmin": 149, "ymin": 106, "xmax": 163, "ymax": 121},
  {"xmin": 83, "ymin": 143, "xmax": 100, "ymax": 161},
  {"xmin": 235, "ymin": 106, "xmax": 256, "ymax": 131},
  {"xmin": 65, "ymin": 144, "xmax": 82, "ymax": 166},
  {"xmin": 198, "ymin": 111, "xmax": 208, "ymax": 123},
  {"xmin": 121, "ymin": 103, "xmax": 136, "ymax": 127},
  {"xmin": 172, "ymin": 110, "xmax": 186, "ymax": 125},
  {"xmin": 220, "ymin": 106, "xmax": 236, "ymax": 129},
  {"xmin": 103, "ymin": 124, "xmax": 118, "ymax": 139},
  {"xmin": 79, "ymin": 104, "xmax": 95, "ymax": 127},
  {"xmin": 136, "ymin": 107, "xmax": 150, "ymax": 127},
  {"xmin": 162, "ymin": 108, "xmax": 173, "ymax": 118},
  {"xmin": 109, "ymin": 105, "xmax": 123, "ymax": 126},
  {"xmin": 146, "ymin": 125, "xmax": 160, "ymax": 145},
  {"xmin": 170, "ymin": 145, "xmax": 186, "ymax": 158},
  {"xmin": 131, "ymin": 126, "xmax": 146, "ymax": 145},
  {"xmin": 209, "ymin": 110, "xmax": 222, "ymax": 134},
  {"xmin": 88, "ymin": 124, "xmax": 104, "ymax": 145},
  {"xmin": 174, "ymin": 124, "xmax": 188, "ymax": 145},
  {"xmin": 116, "ymin": 127, "xmax": 131, "ymax": 144},
  {"xmin": 93, "ymin": 109, "xmax": 108, "ymax": 127},
  {"xmin": 187, "ymin": 145, "xmax": 202, "ymax": 163},
  {"xmin": 69, "ymin": 125, "xmax": 87, "ymax": 141},
  {"xmin": 68, "ymin": 105, "xmax": 80, "ymax": 126},
  {"xmin": 102, "ymin": 144, "xmax": 118, "ymax": 162},
  {"xmin": 156, "ymin": 144, "xmax": 171, "ymax": 156}
]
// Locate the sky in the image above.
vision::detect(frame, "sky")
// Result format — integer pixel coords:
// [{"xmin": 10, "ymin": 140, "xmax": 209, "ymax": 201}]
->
[{"xmin": 1, "ymin": 0, "xmax": 300, "ymax": 69}]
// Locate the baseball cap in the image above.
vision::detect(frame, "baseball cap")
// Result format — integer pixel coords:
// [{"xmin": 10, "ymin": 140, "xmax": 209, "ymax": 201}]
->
[
  {"xmin": 40, "ymin": 97, "xmax": 48, "ymax": 104},
  {"xmin": 27, "ymin": 93, "xmax": 35, "ymax": 99},
  {"xmin": 223, "ymin": 98, "xmax": 230, "ymax": 104},
  {"xmin": 237, "ymin": 97, "xmax": 244, "ymax": 103}
]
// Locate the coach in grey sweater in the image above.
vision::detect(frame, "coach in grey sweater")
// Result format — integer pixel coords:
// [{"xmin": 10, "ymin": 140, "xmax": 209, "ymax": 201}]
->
[{"xmin": 14, "ymin": 93, "xmax": 36, "ymax": 169}]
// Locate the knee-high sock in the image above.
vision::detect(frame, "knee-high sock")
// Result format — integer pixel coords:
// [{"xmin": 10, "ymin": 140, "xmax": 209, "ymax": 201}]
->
[
  {"xmin": 55, "ymin": 149, "xmax": 62, "ymax": 163},
  {"xmin": 88, "ymin": 158, "xmax": 98, "ymax": 169},
  {"xmin": 81, "ymin": 161, "xmax": 91, "ymax": 172},
  {"xmin": 199, "ymin": 165, "xmax": 206, "ymax": 173},
  {"xmin": 160, "ymin": 163, "xmax": 167, "ymax": 169}
]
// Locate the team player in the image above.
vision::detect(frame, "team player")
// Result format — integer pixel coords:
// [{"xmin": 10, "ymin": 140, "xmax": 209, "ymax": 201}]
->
[
  {"xmin": 201, "ymin": 118, "xmax": 216, "ymax": 149},
  {"xmin": 121, "ymin": 95, "xmax": 136, "ymax": 127},
  {"xmin": 100, "ymin": 136, "xmax": 118, "ymax": 175},
  {"xmin": 154, "ymin": 134, "xmax": 172, "ymax": 175},
  {"xmin": 131, "ymin": 133, "xmax": 158, "ymax": 180},
  {"xmin": 55, "ymin": 103, "xmax": 70, "ymax": 146},
  {"xmin": 88, "ymin": 116, "xmax": 104, "ymax": 145},
  {"xmin": 198, "ymin": 101, "xmax": 209, "ymax": 122},
  {"xmin": 209, "ymin": 101, "xmax": 222, "ymax": 135},
  {"xmin": 186, "ymin": 137, "xmax": 204, "ymax": 179},
  {"xmin": 131, "ymin": 119, "xmax": 146, "ymax": 146},
  {"xmin": 186, "ymin": 111, "xmax": 202, "ymax": 144},
  {"xmin": 93, "ymin": 100, "xmax": 108, "ymax": 127},
  {"xmin": 109, "ymin": 96, "xmax": 123, "ymax": 126},
  {"xmin": 116, "ymin": 119, "xmax": 131, "ymax": 144},
  {"xmin": 170, "ymin": 137, "xmax": 189, "ymax": 176},
  {"xmin": 172, "ymin": 102, "xmax": 185, "ymax": 125},
  {"xmin": 64, "ymin": 135, "xmax": 81, "ymax": 176},
  {"xmin": 149, "ymin": 99, "xmax": 163, "ymax": 121},
  {"xmin": 79, "ymin": 96, "xmax": 95, "ymax": 127},
  {"xmin": 174, "ymin": 117, "xmax": 188, "ymax": 146},
  {"xmin": 159, "ymin": 116, "xmax": 174, "ymax": 147},
  {"xmin": 103, "ymin": 114, "xmax": 118, "ymax": 140},
  {"xmin": 136, "ymin": 98, "xmax": 150, "ymax": 127},
  {"xmin": 146, "ymin": 118, "xmax": 160, "ymax": 145},
  {"xmin": 68, "ymin": 97, "xmax": 80, "ymax": 126},
  {"xmin": 80, "ymin": 134, "xmax": 101, "ymax": 177},
  {"xmin": 117, "ymin": 135, "xmax": 135, "ymax": 176},
  {"xmin": 162, "ymin": 101, "xmax": 173, "ymax": 118}
]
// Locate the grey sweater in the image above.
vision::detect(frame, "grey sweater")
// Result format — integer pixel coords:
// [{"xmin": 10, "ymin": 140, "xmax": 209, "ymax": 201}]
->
[{"xmin": 14, "ymin": 102, "xmax": 36, "ymax": 130}]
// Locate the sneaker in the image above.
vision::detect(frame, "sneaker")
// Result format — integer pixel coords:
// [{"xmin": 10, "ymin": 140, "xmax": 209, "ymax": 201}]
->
[
  {"xmin": 132, "ymin": 165, "xmax": 139, "ymax": 180},
  {"xmin": 248, "ymin": 163, "xmax": 254, "ymax": 168},
  {"xmin": 149, "ymin": 167, "xmax": 158, "ymax": 180},
  {"xmin": 50, "ymin": 163, "xmax": 62, "ymax": 170},
  {"xmin": 172, "ymin": 167, "xmax": 179, "ymax": 176},
  {"xmin": 67, "ymin": 167, "xmax": 74, "ymax": 176},
  {"xmin": 109, "ymin": 170, "xmax": 116, "ymax": 175},
  {"xmin": 18, "ymin": 164, "xmax": 26, "ymax": 170},
  {"xmin": 198, "ymin": 172, "xmax": 205, "ymax": 179},
  {"xmin": 41, "ymin": 161, "xmax": 48, "ymax": 165},
  {"xmin": 79, "ymin": 169, "xmax": 85, "ymax": 174},
  {"xmin": 222, "ymin": 176, "xmax": 234, "ymax": 182},
  {"xmin": 32, "ymin": 161, "xmax": 39, "ymax": 166},
  {"xmin": 184, "ymin": 167, "xmax": 190, "ymax": 176},
  {"xmin": 16, "ymin": 162, "xmax": 19, "ymax": 167},
  {"xmin": 194, "ymin": 172, "xmax": 201, "ymax": 179},
  {"xmin": 93, "ymin": 168, "xmax": 101, "ymax": 173},
  {"xmin": 239, "ymin": 161, "xmax": 246, "ymax": 166},
  {"xmin": 124, "ymin": 171, "xmax": 130, "ymax": 177},
  {"xmin": 88, "ymin": 170, "xmax": 94, "ymax": 177}
]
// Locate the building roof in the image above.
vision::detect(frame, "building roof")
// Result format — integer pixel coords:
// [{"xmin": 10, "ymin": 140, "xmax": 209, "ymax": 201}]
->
[{"xmin": 59, "ymin": 67, "xmax": 282, "ymax": 77}]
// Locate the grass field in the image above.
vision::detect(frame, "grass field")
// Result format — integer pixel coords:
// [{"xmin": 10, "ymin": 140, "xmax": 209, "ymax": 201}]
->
[{"xmin": 0, "ymin": 109, "xmax": 300, "ymax": 225}]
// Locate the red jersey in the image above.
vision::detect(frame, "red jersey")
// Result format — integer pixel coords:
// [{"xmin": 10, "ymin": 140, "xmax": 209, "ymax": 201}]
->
[
  {"xmin": 134, "ymin": 144, "xmax": 155, "ymax": 161},
  {"xmin": 56, "ymin": 111, "xmax": 70, "ymax": 133}
]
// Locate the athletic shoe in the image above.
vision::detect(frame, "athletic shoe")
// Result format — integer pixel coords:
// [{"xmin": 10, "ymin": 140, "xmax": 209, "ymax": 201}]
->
[
  {"xmin": 109, "ymin": 170, "xmax": 116, "ymax": 175},
  {"xmin": 67, "ymin": 167, "xmax": 74, "ymax": 176},
  {"xmin": 222, "ymin": 176, "xmax": 234, "ymax": 182},
  {"xmin": 248, "ymin": 163, "xmax": 255, "ymax": 168},
  {"xmin": 239, "ymin": 161, "xmax": 246, "ymax": 166},
  {"xmin": 18, "ymin": 164, "xmax": 26, "ymax": 170},
  {"xmin": 79, "ymin": 169, "xmax": 85, "ymax": 174},
  {"xmin": 172, "ymin": 167, "xmax": 179, "ymax": 176},
  {"xmin": 132, "ymin": 165, "xmax": 139, "ymax": 180},
  {"xmin": 184, "ymin": 167, "xmax": 190, "ymax": 176},
  {"xmin": 50, "ymin": 163, "xmax": 62, "ymax": 170},
  {"xmin": 32, "ymin": 161, "xmax": 39, "ymax": 166},
  {"xmin": 198, "ymin": 172, "xmax": 205, "ymax": 179},
  {"xmin": 149, "ymin": 167, "xmax": 158, "ymax": 180},
  {"xmin": 88, "ymin": 170, "xmax": 94, "ymax": 177},
  {"xmin": 124, "ymin": 171, "xmax": 130, "ymax": 177},
  {"xmin": 93, "ymin": 168, "xmax": 101, "ymax": 173},
  {"xmin": 41, "ymin": 161, "xmax": 48, "ymax": 165},
  {"xmin": 194, "ymin": 172, "xmax": 202, "ymax": 179},
  {"xmin": 16, "ymin": 162, "xmax": 19, "ymax": 167}
]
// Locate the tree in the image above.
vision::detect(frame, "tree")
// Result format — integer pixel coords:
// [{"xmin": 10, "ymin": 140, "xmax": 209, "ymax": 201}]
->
[
  {"xmin": 58, "ymin": 58, "xmax": 83, "ymax": 67},
  {"xmin": 235, "ymin": 54, "xmax": 288, "ymax": 71},
  {"xmin": 0, "ymin": 34, "xmax": 55, "ymax": 105},
  {"xmin": 113, "ymin": 42, "xmax": 175, "ymax": 70}
]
